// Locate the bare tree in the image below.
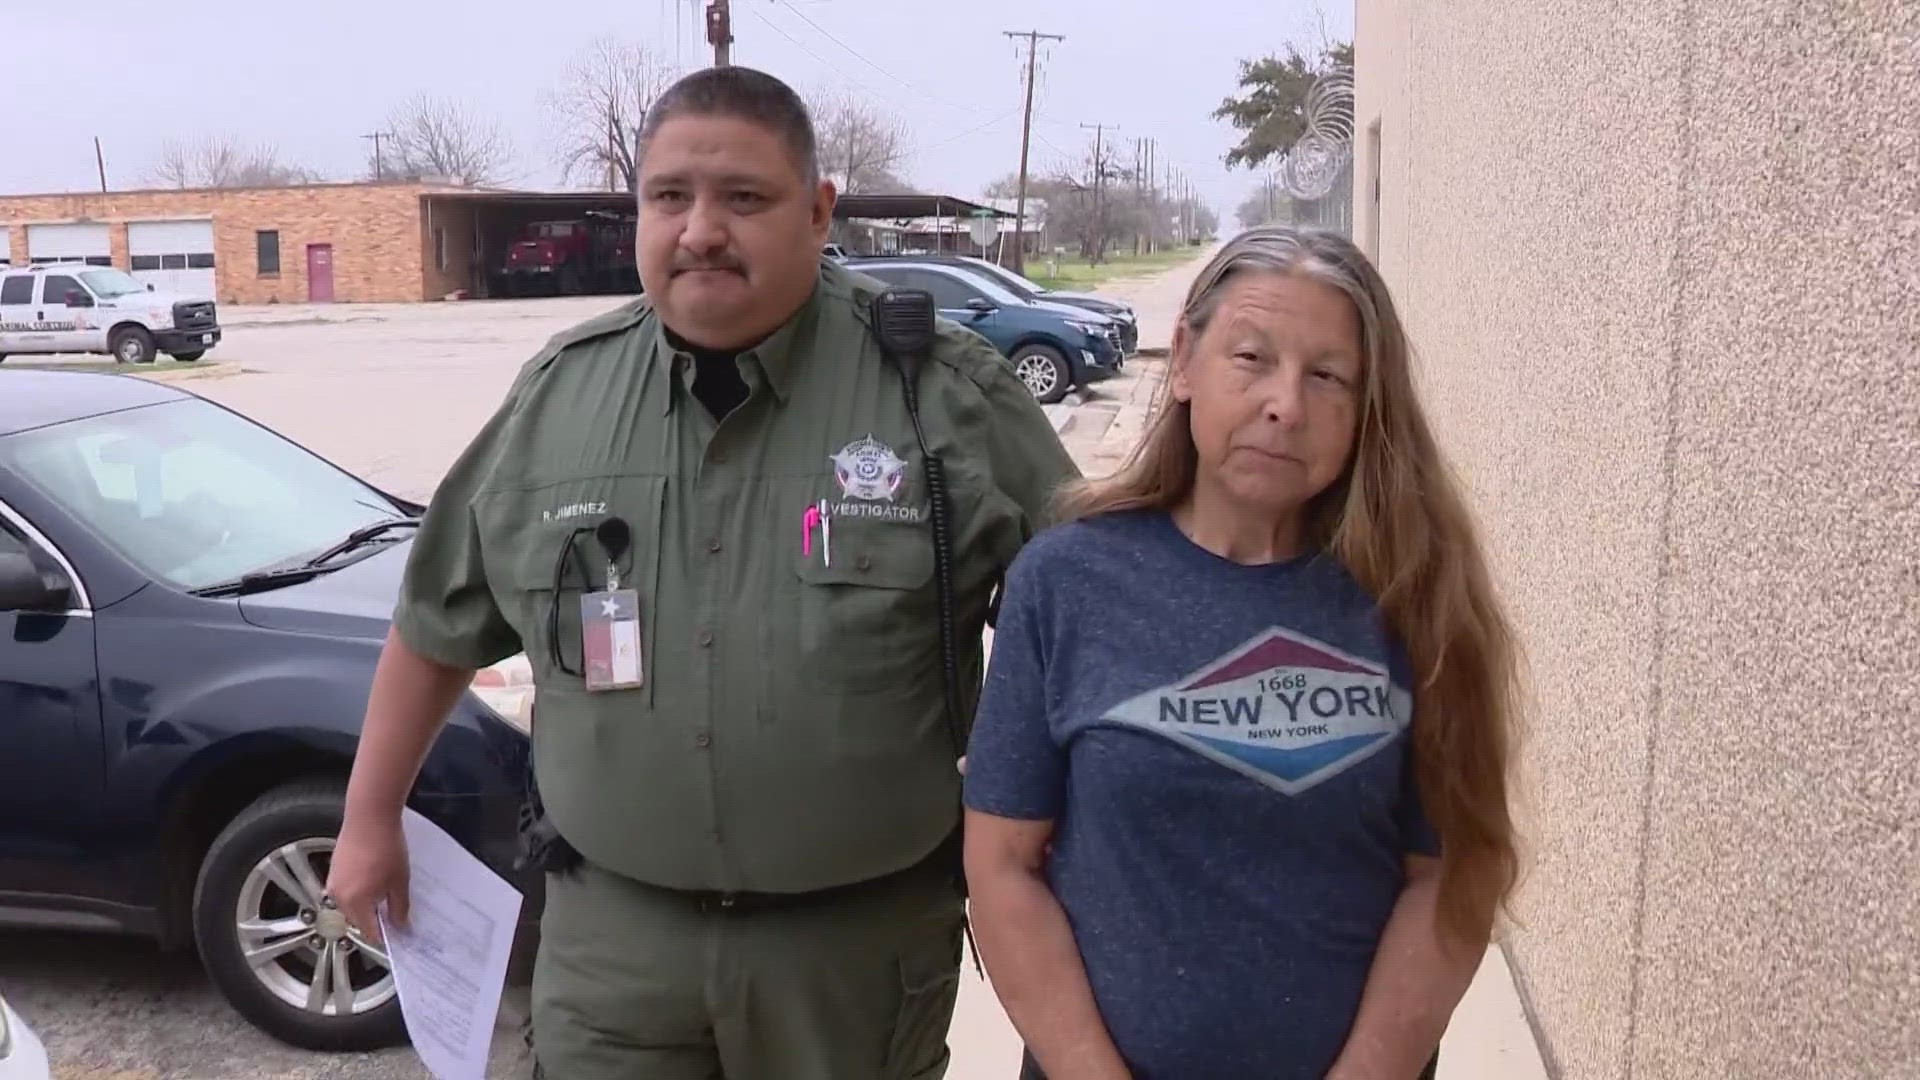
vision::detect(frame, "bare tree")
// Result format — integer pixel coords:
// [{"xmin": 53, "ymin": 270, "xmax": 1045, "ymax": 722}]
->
[
  {"xmin": 1045, "ymin": 132, "xmax": 1132, "ymax": 261},
  {"xmin": 542, "ymin": 37, "xmax": 676, "ymax": 192},
  {"xmin": 806, "ymin": 91, "xmax": 913, "ymax": 195},
  {"xmin": 149, "ymin": 136, "xmax": 323, "ymax": 188},
  {"xmin": 374, "ymin": 94, "xmax": 514, "ymax": 186}
]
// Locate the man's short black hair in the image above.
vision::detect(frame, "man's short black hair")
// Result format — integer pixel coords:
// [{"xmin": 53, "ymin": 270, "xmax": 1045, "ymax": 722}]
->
[{"xmin": 638, "ymin": 66, "xmax": 820, "ymax": 183}]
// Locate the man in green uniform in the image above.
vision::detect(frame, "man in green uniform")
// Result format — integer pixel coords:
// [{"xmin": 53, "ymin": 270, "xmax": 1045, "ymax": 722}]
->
[{"xmin": 326, "ymin": 65, "xmax": 1080, "ymax": 1079}]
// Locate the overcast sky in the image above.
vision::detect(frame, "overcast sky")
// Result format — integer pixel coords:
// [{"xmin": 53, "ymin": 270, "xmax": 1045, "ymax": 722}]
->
[{"xmin": 1, "ymin": 0, "xmax": 1349, "ymax": 217}]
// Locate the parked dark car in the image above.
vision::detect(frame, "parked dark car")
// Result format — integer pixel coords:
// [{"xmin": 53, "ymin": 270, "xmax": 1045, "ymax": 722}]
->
[
  {"xmin": 0, "ymin": 370, "xmax": 538, "ymax": 1051},
  {"xmin": 847, "ymin": 260, "xmax": 1125, "ymax": 403},
  {"xmin": 857, "ymin": 254, "xmax": 1140, "ymax": 355}
]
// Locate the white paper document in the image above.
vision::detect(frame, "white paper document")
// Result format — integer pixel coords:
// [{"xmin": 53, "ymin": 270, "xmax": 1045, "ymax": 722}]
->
[{"xmin": 377, "ymin": 807, "xmax": 524, "ymax": 1080}]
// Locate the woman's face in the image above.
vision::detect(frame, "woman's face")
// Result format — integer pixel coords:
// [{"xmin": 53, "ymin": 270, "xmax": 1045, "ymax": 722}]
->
[{"xmin": 1171, "ymin": 270, "xmax": 1365, "ymax": 518}]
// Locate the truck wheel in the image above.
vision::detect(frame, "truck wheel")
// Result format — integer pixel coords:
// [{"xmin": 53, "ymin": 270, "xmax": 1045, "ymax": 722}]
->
[
  {"xmin": 169, "ymin": 351, "xmax": 206, "ymax": 363},
  {"xmin": 1011, "ymin": 344, "xmax": 1071, "ymax": 404},
  {"xmin": 110, "ymin": 326, "xmax": 156, "ymax": 365},
  {"xmin": 192, "ymin": 779, "xmax": 407, "ymax": 1051}
]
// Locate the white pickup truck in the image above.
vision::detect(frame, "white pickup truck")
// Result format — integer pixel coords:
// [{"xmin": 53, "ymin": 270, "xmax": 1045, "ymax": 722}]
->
[{"xmin": 0, "ymin": 262, "xmax": 221, "ymax": 365}]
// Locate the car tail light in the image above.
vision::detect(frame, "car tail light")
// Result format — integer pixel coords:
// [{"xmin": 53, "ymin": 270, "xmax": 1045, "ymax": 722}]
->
[{"xmin": 470, "ymin": 653, "xmax": 534, "ymax": 734}]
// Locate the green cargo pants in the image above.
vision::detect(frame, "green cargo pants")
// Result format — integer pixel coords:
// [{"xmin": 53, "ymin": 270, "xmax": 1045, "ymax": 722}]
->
[{"xmin": 530, "ymin": 859, "xmax": 967, "ymax": 1080}]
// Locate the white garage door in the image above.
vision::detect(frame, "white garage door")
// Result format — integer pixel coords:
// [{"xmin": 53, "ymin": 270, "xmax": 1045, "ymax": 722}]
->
[
  {"xmin": 128, "ymin": 219, "xmax": 217, "ymax": 298},
  {"xmin": 26, "ymin": 222, "xmax": 111, "ymax": 266}
]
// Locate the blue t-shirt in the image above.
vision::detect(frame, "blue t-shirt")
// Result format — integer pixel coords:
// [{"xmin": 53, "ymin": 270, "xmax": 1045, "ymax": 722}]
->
[{"xmin": 964, "ymin": 509, "xmax": 1439, "ymax": 1080}]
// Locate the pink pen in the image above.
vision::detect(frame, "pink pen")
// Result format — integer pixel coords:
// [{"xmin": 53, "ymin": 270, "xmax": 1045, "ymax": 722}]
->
[{"xmin": 802, "ymin": 505, "xmax": 821, "ymax": 557}]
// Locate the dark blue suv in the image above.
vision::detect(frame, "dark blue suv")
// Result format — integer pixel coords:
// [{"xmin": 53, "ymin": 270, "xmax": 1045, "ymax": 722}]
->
[
  {"xmin": 0, "ymin": 370, "xmax": 537, "ymax": 1052},
  {"xmin": 848, "ymin": 259, "xmax": 1125, "ymax": 403}
]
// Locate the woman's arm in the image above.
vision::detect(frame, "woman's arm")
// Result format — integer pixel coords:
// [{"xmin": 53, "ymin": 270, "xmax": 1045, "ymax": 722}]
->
[
  {"xmin": 1324, "ymin": 855, "xmax": 1485, "ymax": 1080},
  {"xmin": 965, "ymin": 810, "xmax": 1131, "ymax": 1080}
]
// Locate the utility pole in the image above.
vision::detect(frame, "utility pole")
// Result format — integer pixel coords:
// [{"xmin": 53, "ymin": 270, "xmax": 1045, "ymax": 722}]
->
[
  {"xmin": 362, "ymin": 132, "xmax": 391, "ymax": 182},
  {"xmin": 1167, "ymin": 171, "xmax": 1182, "ymax": 244},
  {"xmin": 1132, "ymin": 138, "xmax": 1144, "ymax": 255},
  {"xmin": 1166, "ymin": 163, "xmax": 1177, "ymax": 244},
  {"xmin": 1145, "ymin": 138, "xmax": 1156, "ymax": 252},
  {"xmin": 1081, "ymin": 122, "xmax": 1111, "ymax": 264},
  {"xmin": 1003, "ymin": 29, "xmax": 1063, "ymax": 272},
  {"xmin": 93, "ymin": 136, "xmax": 108, "ymax": 192},
  {"xmin": 706, "ymin": 0, "xmax": 733, "ymax": 67},
  {"xmin": 607, "ymin": 110, "xmax": 620, "ymax": 192}
]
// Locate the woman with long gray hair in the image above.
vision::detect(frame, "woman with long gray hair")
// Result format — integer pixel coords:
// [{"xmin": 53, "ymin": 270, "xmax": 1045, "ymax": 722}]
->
[{"xmin": 963, "ymin": 226, "xmax": 1521, "ymax": 1079}]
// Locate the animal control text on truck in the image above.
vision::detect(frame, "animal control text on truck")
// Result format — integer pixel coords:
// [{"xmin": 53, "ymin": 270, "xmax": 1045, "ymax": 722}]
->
[{"xmin": 0, "ymin": 263, "xmax": 221, "ymax": 366}]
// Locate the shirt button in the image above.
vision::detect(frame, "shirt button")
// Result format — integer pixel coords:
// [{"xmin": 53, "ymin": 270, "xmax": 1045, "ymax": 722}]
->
[
  {"xmin": 694, "ymin": 732, "xmax": 712, "ymax": 748},
  {"xmin": 707, "ymin": 538, "xmax": 722, "ymax": 554},
  {"xmin": 696, "ymin": 629, "xmax": 713, "ymax": 647},
  {"xmin": 856, "ymin": 554, "xmax": 872, "ymax": 572}
]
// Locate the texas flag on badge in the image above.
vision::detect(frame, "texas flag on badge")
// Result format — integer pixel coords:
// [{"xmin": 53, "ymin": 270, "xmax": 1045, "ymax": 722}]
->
[{"xmin": 580, "ymin": 589, "xmax": 644, "ymax": 691}]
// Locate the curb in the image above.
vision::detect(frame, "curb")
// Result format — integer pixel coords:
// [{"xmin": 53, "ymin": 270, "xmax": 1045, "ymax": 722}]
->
[{"xmin": 132, "ymin": 362, "xmax": 247, "ymax": 384}]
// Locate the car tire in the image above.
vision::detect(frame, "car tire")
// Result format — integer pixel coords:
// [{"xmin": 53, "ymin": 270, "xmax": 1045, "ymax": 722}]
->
[
  {"xmin": 1011, "ymin": 344, "xmax": 1071, "ymax": 404},
  {"xmin": 109, "ymin": 326, "xmax": 156, "ymax": 365},
  {"xmin": 192, "ymin": 779, "xmax": 408, "ymax": 1051},
  {"xmin": 169, "ymin": 351, "xmax": 206, "ymax": 363}
]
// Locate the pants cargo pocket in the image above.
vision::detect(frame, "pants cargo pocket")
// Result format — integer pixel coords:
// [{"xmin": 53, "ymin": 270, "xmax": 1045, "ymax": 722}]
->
[{"xmin": 883, "ymin": 922, "xmax": 964, "ymax": 1079}]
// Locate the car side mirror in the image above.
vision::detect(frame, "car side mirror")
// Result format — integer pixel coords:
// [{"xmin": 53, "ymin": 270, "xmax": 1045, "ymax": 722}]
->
[
  {"xmin": 965, "ymin": 297, "xmax": 996, "ymax": 313},
  {"xmin": 147, "ymin": 283, "xmax": 156, "ymax": 291},
  {"xmin": 0, "ymin": 552, "xmax": 68, "ymax": 613},
  {"xmin": 64, "ymin": 290, "xmax": 93, "ymax": 307}
]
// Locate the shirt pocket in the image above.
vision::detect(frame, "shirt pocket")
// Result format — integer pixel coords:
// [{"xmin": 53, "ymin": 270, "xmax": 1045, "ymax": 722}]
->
[
  {"xmin": 479, "ymin": 475, "xmax": 666, "ymax": 695},
  {"xmin": 789, "ymin": 516, "xmax": 937, "ymax": 693}
]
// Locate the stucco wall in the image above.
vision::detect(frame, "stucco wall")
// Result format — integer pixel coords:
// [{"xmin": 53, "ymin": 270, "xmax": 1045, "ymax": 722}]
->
[{"xmin": 1355, "ymin": 2, "xmax": 1918, "ymax": 1077}]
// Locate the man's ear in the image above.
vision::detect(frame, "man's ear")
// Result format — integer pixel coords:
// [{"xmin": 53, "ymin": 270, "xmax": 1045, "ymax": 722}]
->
[{"xmin": 812, "ymin": 179, "xmax": 838, "ymax": 240}]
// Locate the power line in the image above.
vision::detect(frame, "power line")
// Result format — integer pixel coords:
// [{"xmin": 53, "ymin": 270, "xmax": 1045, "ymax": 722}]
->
[
  {"xmin": 748, "ymin": 4, "xmax": 874, "ymax": 91},
  {"xmin": 771, "ymin": 0, "xmax": 984, "ymax": 117},
  {"xmin": 772, "ymin": 0, "xmax": 921, "ymax": 93},
  {"xmin": 917, "ymin": 108, "xmax": 1022, "ymax": 153}
]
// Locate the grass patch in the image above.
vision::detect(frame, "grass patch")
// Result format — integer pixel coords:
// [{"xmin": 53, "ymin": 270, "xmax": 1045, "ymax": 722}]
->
[{"xmin": 1027, "ymin": 245, "xmax": 1205, "ymax": 291}]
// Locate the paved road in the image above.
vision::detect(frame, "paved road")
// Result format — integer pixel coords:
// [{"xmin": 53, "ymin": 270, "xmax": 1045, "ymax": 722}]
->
[{"xmin": 2, "ymin": 251, "xmax": 1213, "ymax": 1080}]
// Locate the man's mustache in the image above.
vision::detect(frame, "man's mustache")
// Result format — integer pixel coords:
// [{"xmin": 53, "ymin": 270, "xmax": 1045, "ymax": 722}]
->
[{"xmin": 672, "ymin": 257, "xmax": 746, "ymax": 276}]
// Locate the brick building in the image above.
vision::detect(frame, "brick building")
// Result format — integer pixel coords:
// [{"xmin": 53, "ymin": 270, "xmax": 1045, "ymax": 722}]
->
[{"xmin": 0, "ymin": 182, "xmax": 635, "ymax": 305}]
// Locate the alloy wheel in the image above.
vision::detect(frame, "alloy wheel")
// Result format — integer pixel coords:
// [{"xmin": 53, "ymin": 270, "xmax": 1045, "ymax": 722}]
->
[{"xmin": 234, "ymin": 838, "xmax": 395, "ymax": 1018}]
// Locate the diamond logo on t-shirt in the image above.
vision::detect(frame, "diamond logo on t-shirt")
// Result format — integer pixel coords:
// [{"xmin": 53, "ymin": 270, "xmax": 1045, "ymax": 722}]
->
[{"xmin": 1101, "ymin": 627, "xmax": 1412, "ymax": 795}]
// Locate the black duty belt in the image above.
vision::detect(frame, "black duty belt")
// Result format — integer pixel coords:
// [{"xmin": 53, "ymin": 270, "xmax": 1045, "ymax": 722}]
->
[{"xmin": 625, "ymin": 845, "xmax": 959, "ymax": 916}]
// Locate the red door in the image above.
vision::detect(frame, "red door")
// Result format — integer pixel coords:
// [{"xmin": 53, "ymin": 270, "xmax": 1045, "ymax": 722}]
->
[{"xmin": 306, "ymin": 244, "xmax": 335, "ymax": 303}]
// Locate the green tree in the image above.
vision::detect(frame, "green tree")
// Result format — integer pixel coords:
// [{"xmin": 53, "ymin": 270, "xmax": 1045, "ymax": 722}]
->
[{"xmin": 1212, "ymin": 41, "xmax": 1353, "ymax": 170}]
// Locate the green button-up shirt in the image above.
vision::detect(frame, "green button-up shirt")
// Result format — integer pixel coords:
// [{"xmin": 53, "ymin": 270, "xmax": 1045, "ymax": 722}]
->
[{"xmin": 393, "ymin": 259, "xmax": 1080, "ymax": 892}]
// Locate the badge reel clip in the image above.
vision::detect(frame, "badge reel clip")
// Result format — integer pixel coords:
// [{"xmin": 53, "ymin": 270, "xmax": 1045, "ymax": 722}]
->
[{"xmin": 580, "ymin": 516, "xmax": 644, "ymax": 693}]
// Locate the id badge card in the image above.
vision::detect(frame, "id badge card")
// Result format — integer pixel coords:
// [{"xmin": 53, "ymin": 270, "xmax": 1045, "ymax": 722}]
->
[{"xmin": 580, "ymin": 588, "xmax": 644, "ymax": 691}]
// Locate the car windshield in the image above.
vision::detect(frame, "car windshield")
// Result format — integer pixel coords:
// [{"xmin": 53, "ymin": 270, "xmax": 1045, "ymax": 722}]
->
[
  {"xmin": 939, "ymin": 266, "xmax": 1025, "ymax": 307},
  {"xmin": 961, "ymin": 260, "xmax": 1046, "ymax": 297},
  {"xmin": 80, "ymin": 268, "xmax": 149, "ymax": 298},
  {"xmin": 0, "ymin": 398, "xmax": 405, "ymax": 592}
]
